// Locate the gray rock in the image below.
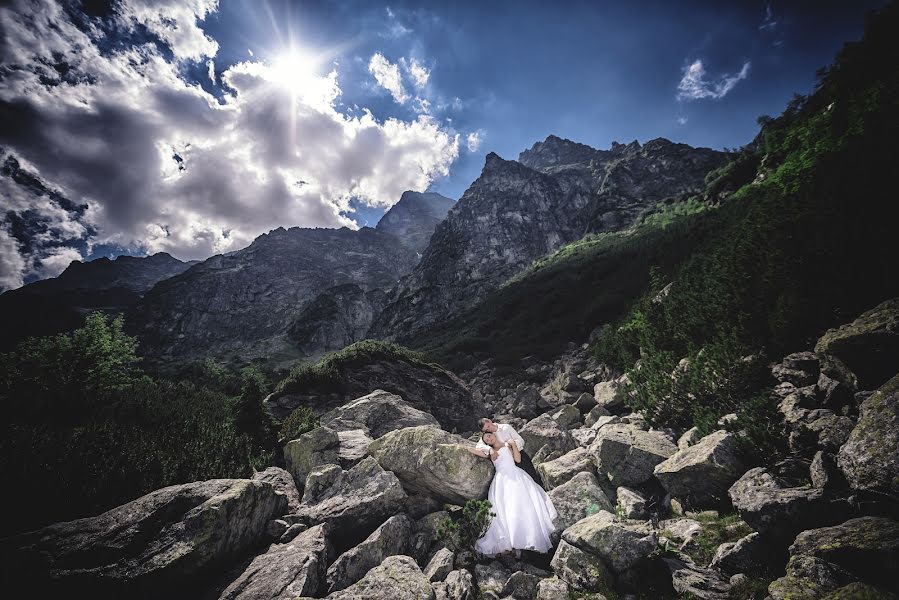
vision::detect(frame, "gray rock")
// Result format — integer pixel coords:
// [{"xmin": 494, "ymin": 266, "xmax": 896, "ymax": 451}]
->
[
  {"xmin": 335, "ymin": 428, "xmax": 374, "ymax": 467},
  {"xmin": 284, "ymin": 426, "xmax": 341, "ymax": 489},
  {"xmin": 562, "ymin": 510, "xmax": 658, "ymax": 572},
  {"xmin": 570, "ymin": 426, "xmax": 598, "ymax": 448},
  {"xmin": 549, "ymin": 404, "xmax": 582, "ymax": 430},
  {"xmin": 315, "ymin": 555, "xmax": 435, "ymax": 599},
  {"xmin": 616, "ymin": 487, "xmax": 648, "ymax": 519},
  {"xmin": 536, "ymin": 447, "xmax": 595, "ymax": 490},
  {"xmin": 375, "ymin": 191, "xmax": 455, "ymax": 253},
  {"xmin": 677, "ymin": 426, "xmax": 702, "ymax": 450},
  {"xmin": 810, "ymin": 451, "xmax": 845, "ymax": 490},
  {"xmin": 653, "ymin": 430, "xmax": 744, "ymax": 508},
  {"xmin": 590, "ymin": 424, "xmax": 677, "ymax": 486},
  {"xmin": 662, "ymin": 556, "xmax": 731, "ymax": 600},
  {"xmin": 253, "ymin": 466, "xmax": 303, "ymax": 513},
  {"xmin": 535, "ymin": 576, "xmax": 570, "ymax": 600},
  {"xmin": 320, "ymin": 389, "xmax": 440, "ymax": 438},
  {"xmin": 710, "ymin": 532, "xmax": 767, "ymax": 576},
  {"xmin": 658, "ymin": 518, "xmax": 703, "ymax": 549},
  {"xmin": 475, "ymin": 560, "xmax": 512, "ymax": 596},
  {"xmin": 837, "ymin": 374, "xmax": 899, "ymax": 496},
  {"xmin": 280, "ymin": 523, "xmax": 308, "ymax": 543},
  {"xmin": 7, "ymin": 479, "xmax": 287, "ymax": 594},
  {"xmin": 550, "ymin": 539, "xmax": 614, "ymax": 592},
  {"xmin": 265, "ymin": 518, "xmax": 289, "ymax": 541},
  {"xmin": 302, "ymin": 464, "xmax": 343, "ymax": 503},
  {"xmin": 814, "ymin": 296, "xmax": 899, "ymax": 390},
  {"xmin": 584, "ymin": 404, "xmax": 612, "ymax": 427},
  {"xmin": 369, "ymin": 426, "xmax": 494, "ymax": 504},
  {"xmin": 424, "ymin": 547, "xmax": 455, "ymax": 583},
  {"xmin": 573, "ymin": 392, "xmax": 597, "ymax": 414},
  {"xmin": 768, "ymin": 555, "xmax": 853, "ymax": 600},
  {"xmin": 548, "ymin": 471, "xmax": 614, "ymax": 531},
  {"xmin": 520, "ymin": 414, "xmax": 576, "ymax": 464},
  {"xmin": 297, "ymin": 457, "xmax": 407, "ymax": 533},
  {"xmin": 593, "ymin": 375, "xmax": 629, "ymax": 413},
  {"xmin": 433, "ymin": 568, "xmax": 476, "ymax": 600},
  {"xmin": 501, "ymin": 570, "xmax": 541, "ymax": 599},
  {"xmin": 219, "ymin": 523, "xmax": 331, "ymax": 599},
  {"xmin": 326, "ymin": 514, "xmax": 414, "ymax": 592},
  {"xmin": 727, "ymin": 467, "xmax": 841, "ymax": 541}
]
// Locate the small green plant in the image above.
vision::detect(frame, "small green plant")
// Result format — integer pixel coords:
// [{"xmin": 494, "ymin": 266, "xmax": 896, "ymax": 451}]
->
[
  {"xmin": 436, "ymin": 499, "xmax": 495, "ymax": 554},
  {"xmin": 279, "ymin": 405, "xmax": 319, "ymax": 441}
]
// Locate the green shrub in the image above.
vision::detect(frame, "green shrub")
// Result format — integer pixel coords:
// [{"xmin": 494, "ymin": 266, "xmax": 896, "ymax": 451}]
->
[
  {"xmin": 279, "ymin": 405, "xmax": 319, "ymax": 441},
  {"xmin": 436, "ymin": 499, "xmax": 495, "ymax": 555}
]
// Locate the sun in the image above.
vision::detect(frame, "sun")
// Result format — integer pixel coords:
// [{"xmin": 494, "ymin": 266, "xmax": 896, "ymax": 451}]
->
[{"xmin": 268, "ymin": 47, "xmax": 323, "ymax": 93}]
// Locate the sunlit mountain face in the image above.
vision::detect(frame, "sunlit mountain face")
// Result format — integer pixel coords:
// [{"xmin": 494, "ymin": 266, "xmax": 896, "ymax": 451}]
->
[{"xmin": 0, "ymin": 0, "xmax": 884, "ymax": 293}]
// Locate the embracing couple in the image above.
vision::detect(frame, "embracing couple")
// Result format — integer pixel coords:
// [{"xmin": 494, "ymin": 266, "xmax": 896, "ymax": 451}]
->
[{"xmin": 462, "ymin": 417, "xmax": 558, "ymax": 557}]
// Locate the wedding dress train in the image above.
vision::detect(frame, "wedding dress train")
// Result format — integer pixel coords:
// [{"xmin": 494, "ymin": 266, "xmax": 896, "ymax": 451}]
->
[{"xmin": 475, "ymin": 445, "xmax": 558, "ymax": 556}]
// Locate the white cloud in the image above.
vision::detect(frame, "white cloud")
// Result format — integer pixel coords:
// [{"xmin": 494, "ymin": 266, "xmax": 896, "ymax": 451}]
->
[
  {"xmin": 677, "ymin": 59, "xmax": 750, "ymax": 101},
  {"xmin": 117, "ymin": 0, "xmax": 219, "ymax": 61},
  {"xmin": 406, "ymin": 58, "xmax": 430, "ymax": 89},
  {"xmin": 368, "ymin": 52, "xmax": 409, "ymax": 104},
  {"xmin": 0, "ymin": 0, "xmax": 461, "ymax": 280},
  {"xmin": 0, "ymin": 224, "xmax": 26, "ymax": 293},
  {"xmin": 33, "ymin": 246, "xmax": 84, "ymax": 279},
  {"xmin": 677, "ymin": 116, "xmax": 688, "ymax": 125},
  {"xmin": 466, "ymin": 130, "xmax": 484, "ymax": 152}
]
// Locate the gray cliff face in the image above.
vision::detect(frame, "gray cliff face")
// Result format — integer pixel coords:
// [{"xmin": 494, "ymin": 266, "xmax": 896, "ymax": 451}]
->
[
  {"xmin": 370, "ymin": 136, "xmax": 727, "ymax": 339},
  {"xmin": 126, "ymin": 227, "xmax": 418, "ymax": 367},
  {"xmin": 375, "ymin": 191, "xmax": 455, "ymax": 253}
]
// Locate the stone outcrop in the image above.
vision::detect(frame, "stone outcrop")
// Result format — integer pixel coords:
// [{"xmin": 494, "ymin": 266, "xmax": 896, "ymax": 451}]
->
[
  {"xmin": 320, "ymin": 389, "xmax": 439, "ymax": 439},
  {"xmin": 369, "ymin": 426, "xmax": 494, "ymax": 504},
  {"xmin": 536, "ymin": 446, "xmax": 595, "ymax": 489},
  {"xmin": 283, "ymin": 427, "xmax": 340, "ymax": 489},
  {"xmin": 653, "ymin": 430, "xmax": 744, "ymax": 508},
  {"xmin": 562, "ymin": 510, "xmax": 658, "ymax": 573},
  {"xmin": 325, "ymin": 514, "xmax": 414, "ymax": 593},
  {"xmin": 375, "ymin": 191, "xmax": 456, "ymax": 253},
  {"xmin": 308, "ymin": 555, "xmax": 435, "ymax": 600},
  {"xmin": 547, "ymin": 472, "xmax": 614, "ymax": 531},
  {"xmin": 590, "ymin": 424, "xmax": 677, "ymax": 486},
  {"xmin": 837, "ymin": 373, "xmax": 899, "ymax": 495},
  {"xmin": 5, "ymin": 479, "xmax": 287, "ymax": 594}
]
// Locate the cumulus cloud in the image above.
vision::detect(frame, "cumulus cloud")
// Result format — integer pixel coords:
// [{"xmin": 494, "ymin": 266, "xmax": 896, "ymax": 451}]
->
[
  {"xmin": 676, "ymin": 59, "xmax": 750, "ymax": 101},
  {"xmin": 406, "ymin": 58, "xmax": 430, "ymax": 89},
  {"xmin": 0, "ymin": 0, "xmax": 461, "ymax": 288},
  {"xmin": 368, "ymin": 52, "xmax": 409, "ymax": 103},
  {"xmin": 466, "ymin": 130, "xmax": 484, "ymax": 152},
  {"xmin": 0, "ymin": 224, "xmax": 26, "ymax": 293}
]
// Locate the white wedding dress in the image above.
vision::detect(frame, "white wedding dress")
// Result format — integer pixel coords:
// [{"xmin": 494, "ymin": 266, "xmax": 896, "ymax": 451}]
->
[{"xmin": 475, "ymin": 445, "xmax": 559, "ymax": 556}]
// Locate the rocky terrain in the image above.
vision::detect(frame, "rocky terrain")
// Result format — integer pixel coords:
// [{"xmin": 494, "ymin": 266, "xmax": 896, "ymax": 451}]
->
[
  {"xmin": 370, "ymin": 136, "xmax": 727, "ymax": 340},
  {"xmin": 4, "ymin": 296, "xmax": 896, "ymax": 599}
]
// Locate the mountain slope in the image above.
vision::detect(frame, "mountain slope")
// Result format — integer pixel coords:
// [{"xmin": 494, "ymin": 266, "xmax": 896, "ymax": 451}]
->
[
  {"xmin": 375, "ymin": 191, "xmax": 455, "ymax": 253},
  {"xmin": 370, "ymin": 137, "xmax": 726, "ymax": 340},
  {"xmin": 125, "ymin": 227, "xmax": 418, "ymax": 369}
]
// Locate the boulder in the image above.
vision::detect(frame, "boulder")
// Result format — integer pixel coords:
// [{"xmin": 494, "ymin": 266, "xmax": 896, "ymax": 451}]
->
[
  {"xmin": 816, "ymin": 372, "xmax": 854, "ymax": 411},
  {"xmin": 549, "ymin": 404, "xmax": 582, "ymax": 430},
  {"xmin": 616, "ymin": 487, "xmax": 648, "ymax": 519},
  {"xmin": 474, "ymin": 560, "xmax": 511, "ymax": 596},
  {"xmin": 573, "ymin": 392, "xmax": 597, "ymax": 414},
  {"xmin": 325, "ymin": 514, "xmax": 414, "ymax": 593},
  {"xmin": 768, "ymin": 555, "xmax": 854, "ymax": 600},
  {"xmin": 433, "ymin": 568, "xmax": 476, "ymax": 600},
  {"xmin": 535, "ymin": 577, "xmax": 569, "ymax": 600},
  {"xmin": 253, "ymin": 466, "xmax": 303, "ymax": 513},
  {"xmin": 536, "ymin": 447, "xmax": 595, "ymax": 490},
  {"xmin": 501, "ymin": 570, "xmax": 541, "ymax": 599},
  {"xmin": 810, "ymin": 451, "xmax": 845, "ymax": 490},
  {"xmin": 313, "ymin": 555, "xmax": 435, "ymax": 600},
  {"xmin": 727, "ymin": 467, "xmax": 843, "ymax": 541},
  {"xmin": 593, "ymin": 376, "xmax": 628, "ymax": 413},
  {"xmin": 653, "ymin": 430, "xmax": 744, "ymax": 508},
  {"xmin": 284, "ymin": 426, "xmax": 340, "ymax": 489},
  {"xmin": 570, "ymin": 426, "xmax": 598, "ymax": 447},
  {"xmin": 302, "ymin": 464, "xmax": 342, "ymax": 503},
  {"xmin": 662, "ymin": 556, "xmax": 731, "ymax": 600},
  {"xmin": 550, "ymin": 539, "xmax": 614, "ymax": 592},
  {"xmin": 590, "ymin": 424, "xmax": 677, "ymax": 487},
  {"xmin": 548, "ymin": 472, "xmax": 614, "ymax": 531},
  {"xmin": 334, "ymin": 429, "xmax": 374, "ymax": 467},
  {"xmin": 320, "ymin": 389, "xmax": 439, "ymax": 438},
  {"xmin": 369, "ymin": 426, "xmax": 494, "ymax": 504},
  {"xmin": 424, "ymin": 547, "xmax": 455, "ymax": 583},
  {"xmin": 297, "ymin": 457, "xmax": 407, "ymax": 533},
  {"xmin": 562, "ymin": 510, "xmax": 658, "ymax": 573},
  {"xmin": 520, "ymin": 414, "xmax": 576, "ymax": 463},
  {"xmin": 218, "ymin": 523, "xmax": 330, "ymax": 599},
  {"xmin": 6, "ymin": 479, "xmax": 287, "ymax": 594},
  {"xmin": 814, "ymin": 296, "xmax": 899, "ymax": 390},
  {"xmin": 658, "ymin": 518, "xmax": 702, "ymax": 551},
  {"xmin": 837, "ymin": 374, "xmax": 899, "ymax": 496},
  {"xmin": 584, "ymin": 404, "xmax": 612, "ymax": 427},
  {"xmin": 677, "ymin": 426, "xmax": 702, "ymax": 450},
  {"xmin": 710, "ymin": 532, "xmax": 769, "ymax": 576}
]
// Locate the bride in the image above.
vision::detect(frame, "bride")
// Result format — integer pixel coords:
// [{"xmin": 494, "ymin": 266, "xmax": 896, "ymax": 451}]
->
[{"xmin": 463, "ymin": 431, "xmax": 558, "ymax": 556}]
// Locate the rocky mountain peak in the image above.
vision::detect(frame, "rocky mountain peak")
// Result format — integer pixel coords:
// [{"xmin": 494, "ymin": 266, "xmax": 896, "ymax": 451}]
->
[
  {"xmin": 376, "ymin": 191, "xmax": 455, "ymax": 253},
  {"xmin": 518, "ymin": 135, "xmax": 603, "ymax": 170}
]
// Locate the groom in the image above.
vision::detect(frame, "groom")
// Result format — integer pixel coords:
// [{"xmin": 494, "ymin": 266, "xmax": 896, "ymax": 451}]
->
[{"xmin": 475, "ymin": 417, "xmax": 545, "ymax": 490}]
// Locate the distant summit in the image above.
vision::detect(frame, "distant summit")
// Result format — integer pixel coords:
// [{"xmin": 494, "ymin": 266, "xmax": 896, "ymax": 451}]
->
[{"xmin": 376, "ymin": 191, "xmax": 455, "ymax": 253}]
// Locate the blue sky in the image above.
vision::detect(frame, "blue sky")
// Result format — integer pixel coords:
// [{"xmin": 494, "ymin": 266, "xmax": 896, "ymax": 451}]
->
[{"xmin": 0, "ymin": 0, "xmax": 887, "ymax": 290}]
